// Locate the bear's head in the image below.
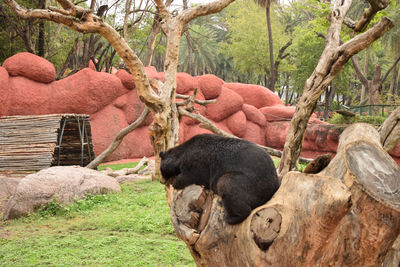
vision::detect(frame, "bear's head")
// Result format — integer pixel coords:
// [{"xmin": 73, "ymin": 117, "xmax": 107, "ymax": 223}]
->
[{"xmin": 159, "ymin": 151, "xmax": 181, "ymax": 183}]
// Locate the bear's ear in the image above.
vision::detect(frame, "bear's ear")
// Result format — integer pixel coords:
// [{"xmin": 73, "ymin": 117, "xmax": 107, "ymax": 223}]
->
[{"xmin": 159, "ymin": 151, "xmax": 165, "ymax": 159}]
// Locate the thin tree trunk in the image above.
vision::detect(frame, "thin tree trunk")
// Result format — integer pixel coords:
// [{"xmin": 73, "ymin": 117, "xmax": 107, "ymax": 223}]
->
[
  {"xmin": 37, "ymin": 0, "xmax": 47, "ymax": 57},
  {"xmin": 265, "ymin": 5, "xmax": 275, "ymax": 91},
  {"xmin": 123, "ymin": 0, "xmax": 133, "ymax": 40},
  {"xmin": 397, "ymin": 64, "xmax": 400, "ymax": 96},
  {"xmin": 387, "ymin": 63, "xmax": 398, "ymax": 104},
  {"xmin": 58, "ymin": 37, "xmax": 79, "ymax": 78},
  {"xmin": 369, "ymin": 63, "xmax": 381, "ymax": 115},
  {"xmin": 144, "ymin": 14, "xmax": 161, "ymax": 66},
  {"xmin": 185, "ymin": 32, "xmax": 194, "ymax": 75},
  {"xmin": 361, "ymin": 47, "xmax": 369, "ymax": 102}
]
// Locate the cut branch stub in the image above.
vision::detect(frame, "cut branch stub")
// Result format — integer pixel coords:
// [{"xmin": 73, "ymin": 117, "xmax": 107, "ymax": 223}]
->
[
  {"xmin": 250, "ymin": 208, "xmax": 281, "ymax": 251},
  {"xmin": 346, "ymin": 143, "xmax": 400, "ymax": 210},
  {"xmin": 169, "ymin": 184, "xmax": 214, "ymax": 245}
]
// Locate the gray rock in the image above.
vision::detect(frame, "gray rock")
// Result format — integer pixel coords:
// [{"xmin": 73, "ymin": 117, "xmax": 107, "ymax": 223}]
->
[
  {"xmin": 0, "ymin": 176, "xmax": 22, "ymax": 216},
  {"xmin": 4, "ymin": 166, "xmax": 121, "ymax": 219}
]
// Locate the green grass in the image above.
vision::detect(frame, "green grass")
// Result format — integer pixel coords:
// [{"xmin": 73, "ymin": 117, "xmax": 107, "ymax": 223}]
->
[
  {"xmin": 0, "ymin": 180, "xmax": 195, "ymax": 267},
  {"xmin": 272, "ymin": 158, "xmax": 307, "ymax": 172},
  {"xmin": 98, "ymin": 162, "xmax": 140, "ymax": 171},
  {"xmin": 328, "ymin": 113, "xmax": 386, "ymax": 125},
  {"xmin": 0, "ymin": 158, "xmax": 307, "ymax": 266}
]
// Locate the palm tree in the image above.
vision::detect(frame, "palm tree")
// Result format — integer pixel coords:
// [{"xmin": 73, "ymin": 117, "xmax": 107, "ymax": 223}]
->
[{"xmin": 253, "ymin": 0, "xmax": 277, "ymax": 91}]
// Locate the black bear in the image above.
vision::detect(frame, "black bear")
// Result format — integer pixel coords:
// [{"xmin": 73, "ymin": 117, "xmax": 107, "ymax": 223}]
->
[{"xmin": 160, "ymin": 134, "xmax": 280, "ymax": 225}]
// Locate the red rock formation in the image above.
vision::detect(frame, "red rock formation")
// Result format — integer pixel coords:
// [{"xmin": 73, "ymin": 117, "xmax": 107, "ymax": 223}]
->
[
  {"xmin": 1, "ymin": 52, "xmax": 399, "ymax": 165},
  {"xmin": 205, "ymin": 86, "xmax": 244, "ymax": 122},
  {"xmin": 176, "ymin": 72, "xmax": 197, "ymax": 94},
  {"xmin": 224, "ymin": 111, "xmax": 247, "ymax": 138},
  {"xmin": 3, "ymin": 52, "xmax": 56, "ymax": 83},
  {"xmin": 116, "ymin": 69, "xmax": 136, "ymax": 90},
  {"xmin": 197, "ymin": 74, "xmax": 223, "ymax": 100},
  {"xmin": 225, "ymin": 83, "xmax": 282, "ymax": 108},
  {"xmin": 242, "ymin": 104, "xmax": 267, "ymax": 127},
  {"xmin": 0, "ymin": 67, "xmax": 10, "ymax": 116}
]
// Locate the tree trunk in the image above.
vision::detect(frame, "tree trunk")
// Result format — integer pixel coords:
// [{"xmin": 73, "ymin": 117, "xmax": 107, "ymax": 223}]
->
[
  {"xmin": 166, "ymin": 123, "xmax": 400, "ymax": 266},
  {"xmin": 388, "ymin": 64, "xmax": 397, "ymax": 104},
  {"xmin": 379, "ymin": 106, "xmax": 400, "ymax": 153},
  {"xmin": 185, "ymin": 32, "xmax": 195, "ymax": 75},
  {"xmin": 360, "ymin": 47, "xmax": 369, "ymax": 103},
  {"xmin": 144, "ymin": 15, "xmax": 161, "ymax": 67},
  {"xmin": 369, "ymin": 63, "xmax": 381, "ymax": 115},
  {"xmin": 265, "ymin": 5, "xmax": 275, "ymax": 92},
  {"xmin": 150, "ymin": 21, "xmax": 183, "ymax": 180},
  {"xmin": 397, "ymin": 63, "xmax": 400, "ymax": 96}
]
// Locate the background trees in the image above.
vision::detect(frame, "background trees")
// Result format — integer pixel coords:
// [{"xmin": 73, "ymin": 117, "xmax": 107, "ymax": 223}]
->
[{"xmin": 1, "ymin": 0, "xmax": 399, "ymax": 111}]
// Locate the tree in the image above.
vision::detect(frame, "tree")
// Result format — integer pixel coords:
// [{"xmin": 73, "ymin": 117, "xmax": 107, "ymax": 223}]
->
[
  {"xmin": 220, "ymin": 0, "xmax": 291, "ymax": 86},
  {"xmin": 253, "ymin": 0, "xmax": 276, "ymax": 91},
  {"xmin": 4, "ymin": 0, "xmax": 236, "ymax": 180},
  {"xmin": 163, "ymin": 1, "xmax": 399, "ymax": 264},
  {"xmin": 277, "ymin": 0, "xmax": 394, "ymax": 177}
]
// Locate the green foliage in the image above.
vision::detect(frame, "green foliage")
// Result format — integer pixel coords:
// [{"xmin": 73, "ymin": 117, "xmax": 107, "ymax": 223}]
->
[
  {"xmin": 219, "ymin": 0, "xmax": 291, "ymax": 84},
  {"xmin": 0, "ymin": 180, "xmax": 194, "ymax": 266},
  {"xmin": 178, "ymin": 16, "xmax": 221, "ymax": 75},
  {"xmin": 289, "ymin": 0, "xmax": 330, "ymax": 92},
  {"xmin": 356, "ymin": 115, "xmax": 386, "ymax": 125},
  {"xmin": 328, "ymin": 113, "xmax": 386, "ymax": 125}
]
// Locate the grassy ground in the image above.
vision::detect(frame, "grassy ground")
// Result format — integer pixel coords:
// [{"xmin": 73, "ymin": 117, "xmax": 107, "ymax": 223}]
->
[
  {"xmin": 98, "ymin": 162, "xmax": 141, "ymax": 171},
  {"xmin": 0, "ymin": 158, "xmax": 305, "ymax": 266},
  {"xmin": 0, "ymin": 179, "xmax": 195, "ymax": 267}
]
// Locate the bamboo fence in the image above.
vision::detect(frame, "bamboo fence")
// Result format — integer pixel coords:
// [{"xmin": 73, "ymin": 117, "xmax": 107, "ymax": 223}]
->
[{"xmin": 0, "ymin": 114, "xmax": 95, "ymax": 174}]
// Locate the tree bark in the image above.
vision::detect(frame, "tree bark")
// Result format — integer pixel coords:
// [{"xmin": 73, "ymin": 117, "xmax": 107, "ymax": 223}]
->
[
  {"xmin": 166, "ymin": 123, "xmax": 400, "ymax": 266},
  {"xmin": 277, "ymin": 0, "xmax": 394, "ymax": 177},
  {"xmin": 361, "ymin": 48, "xmax": 369, "ymax": 102},
  {"xmin": 369, "ymin": 63, "xmax": 381, "ymax": 115},
  {"xmin": 379, "ymin": 107, "xmax": 400, "ymax": 153},
  {"xmin": 387, "ymin": 64, "xmax": 397, "ymax": 104},
  {"xmin": 144, "ymin": 13, "xmax": 161, "ymax": 66}
]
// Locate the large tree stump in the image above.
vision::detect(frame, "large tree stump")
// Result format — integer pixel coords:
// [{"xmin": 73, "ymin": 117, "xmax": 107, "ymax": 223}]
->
[{"xmin": 166, "ymin": 123, "xmax": 400, "ymax": 266}]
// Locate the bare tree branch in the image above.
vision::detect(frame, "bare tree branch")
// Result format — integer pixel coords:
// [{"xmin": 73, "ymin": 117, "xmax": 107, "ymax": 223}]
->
[
  {"xmin": 178, "ymin": 107, "xmax": 312, "ymax": 164},
  {"xmin": 382, "ymin": 56, "xmax": 400, "ymax": 84},
  {"xmin": 86, "ymin": 107, "xmax": 150, "ymax": 169},
  {"xmin": 351, "ymin": 55, "xmax": 369, "ymax": 87},
  {"xmin": 176, "ymin": 94, "xmax": 216, "ymax": 106},
  {"xmin": 354, "ymin": 0, "xmax": 390, "ymax": 32},
  {"xmin": 178, "ymin": 0, "xmax": 235, "ymax": 25},
  {"xmin": 336, "ymin": 18, "xmax": 394, "ymax": 73}
]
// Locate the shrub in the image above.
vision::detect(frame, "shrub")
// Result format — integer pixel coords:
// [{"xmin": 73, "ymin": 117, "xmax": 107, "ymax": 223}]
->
[{"xmin": 328, "ymin": 113, "xmax": 386, "ymax": 125}]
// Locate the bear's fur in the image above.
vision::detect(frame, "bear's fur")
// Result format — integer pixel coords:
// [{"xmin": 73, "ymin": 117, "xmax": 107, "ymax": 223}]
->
[{"xmin": 160, "ymin": 134, "xmax": 280, "ymax": 224}]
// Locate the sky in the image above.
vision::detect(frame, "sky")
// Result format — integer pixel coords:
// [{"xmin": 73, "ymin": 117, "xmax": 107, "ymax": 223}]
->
[{"xmin": 169, "ymin": 0, "xmax": 218, "ymax": 10}]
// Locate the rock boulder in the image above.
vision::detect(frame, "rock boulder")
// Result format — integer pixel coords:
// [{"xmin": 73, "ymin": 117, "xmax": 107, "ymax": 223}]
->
[
  {"xmin": 3, "ymin": 166, "xmax": 121, "ymax": 219},
  {"xmin": 3, "ymin": 52, "xmax": 56, "ymax": 83},
  {"xmin": 0, "ymin": 177, "xmax": 21, "ymax": 216}
]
